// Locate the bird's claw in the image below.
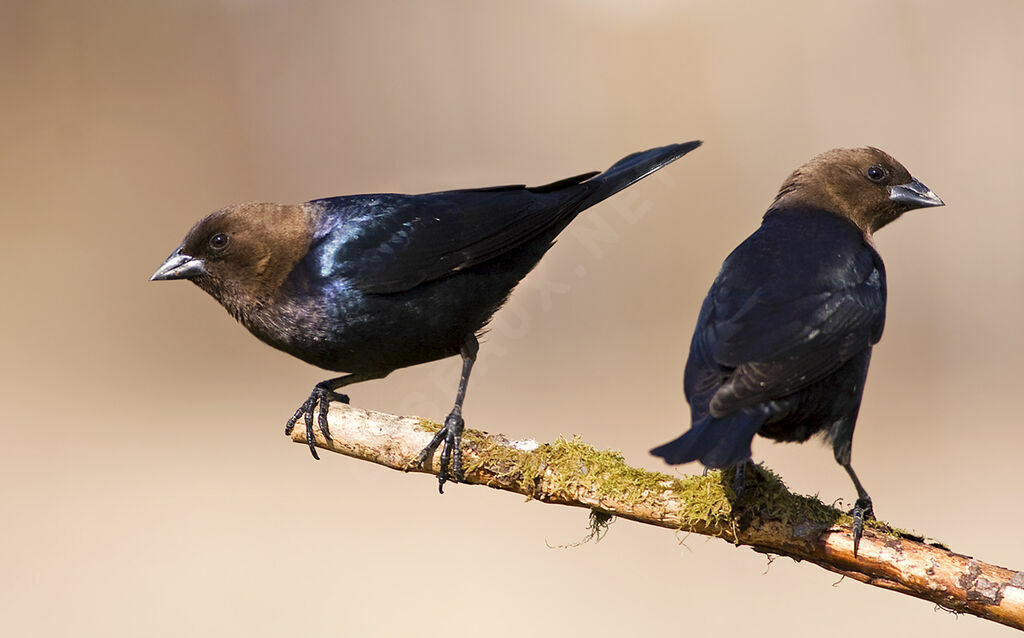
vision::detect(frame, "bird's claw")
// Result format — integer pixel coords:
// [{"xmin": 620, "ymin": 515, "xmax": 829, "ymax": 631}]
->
[
  {"xmin": 851, "ymin": 496, "xmax": 874, "ymax": 557},
  {"xmin": 416, "ymin": 411, "xmax": 465, "ymax": 493},
  {"xmin": 731, "ymin": 460, "xmax": 749, "ymax": 500},
  {"xmin": 284, "ymin": 383, "xmax": 350, "ymax": 460}
]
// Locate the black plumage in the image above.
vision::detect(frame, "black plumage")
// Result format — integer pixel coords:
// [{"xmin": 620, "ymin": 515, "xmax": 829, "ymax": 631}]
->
[
  {"xmin": 650, "ymin": 147, "xmax": 943, "ymax": 553},
  {"xmin": 152, "ymin": 141, "xmax": 701, "ymax": 490}
]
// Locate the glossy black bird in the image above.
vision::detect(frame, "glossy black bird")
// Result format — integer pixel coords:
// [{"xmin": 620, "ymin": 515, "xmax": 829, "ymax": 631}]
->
[
  {"xmin": 650, "ymin": 147, "xmax": 943, "ymax": 553},
  {"xmin": 153, "ymin": 141, "xmax": 701, "ymax": 490}
]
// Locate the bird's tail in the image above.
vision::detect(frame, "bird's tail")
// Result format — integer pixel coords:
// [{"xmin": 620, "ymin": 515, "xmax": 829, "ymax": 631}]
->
[
  {"xmin": 650, "ymin": 411, "xmax": 762, "ymax": 469},
  {"xmin": 580, "ymin": 140, "xmax": 702, "ymax": 209}
]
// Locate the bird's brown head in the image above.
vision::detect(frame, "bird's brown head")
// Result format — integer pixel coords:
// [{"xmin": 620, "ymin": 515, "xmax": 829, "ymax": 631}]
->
[
  {"xmin": 769, "ymin": 147, "xmax": 944, "ymax": 235},
  {"xmin": 150, "ymin": 202, "xmax": 316, "ymax": 315}
]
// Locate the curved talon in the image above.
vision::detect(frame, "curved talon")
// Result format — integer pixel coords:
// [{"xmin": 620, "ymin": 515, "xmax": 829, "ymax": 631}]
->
[
  {"xmin": 284, "ymin": 399, "xmax": 309, "ymax": 436},
  {"xmin": 416, "ymin": 428, "xmax": 446, "ymax": 471},
  {"xmin": 304, "ymin": 399, "xmax": 318, "ymax": 460},
  {"xmin": 421, "ymin": 335, "xmax": 476, "ymax": 493},
  {"xmin": 437, "ymin": 436, "xmax": 452, "ymax": 493},
  {"xmin": 450, "ymin": 424, "xmax": 464, "ymax": 482},
  {"xmin": 851, "ymin": 496, "xmax": 875, "ymax": 557},
  {"xmin": 284, "ymin": 383, "xmax": 350, "ymax": 460},
  {"xmin": 415, "ymin": 412, "xmax": 466, "ymax": 493},
  {"xmin": 731, "ymin": 460, "xmax": 749, "ymax": 500},
  {"xmin": 318, "ymin": 394, "xmax": 332, "ymax": 442}
]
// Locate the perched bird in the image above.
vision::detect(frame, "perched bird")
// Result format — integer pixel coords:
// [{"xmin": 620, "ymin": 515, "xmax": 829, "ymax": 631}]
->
[
  {"xmin": 650, "ymin": 147, "xmax": 943, "ymax": 553},
  {"xmin": 153, "ymin": 141, "xmax": 701, "ymax": 490}
]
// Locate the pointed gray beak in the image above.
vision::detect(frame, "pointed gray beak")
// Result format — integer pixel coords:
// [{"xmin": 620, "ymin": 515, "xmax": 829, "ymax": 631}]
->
[
  {"xmin": 150, "ymin": 249, "xmax": 207, "ymax": 281},
  {"xmin": 889, "ymin": 179, "xmax": 944, "ymax": 209}
]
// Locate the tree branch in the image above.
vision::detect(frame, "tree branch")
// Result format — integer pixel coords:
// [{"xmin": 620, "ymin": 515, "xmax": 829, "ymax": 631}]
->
[{"xmin": 289, "ymin": 403, "xmax": 1024, "ymax": 631}]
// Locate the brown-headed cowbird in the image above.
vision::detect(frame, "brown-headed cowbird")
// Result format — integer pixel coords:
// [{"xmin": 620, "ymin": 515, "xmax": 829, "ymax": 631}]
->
[
  {"xmin": 153, "ymin": 141, "xmax": 701, "ymax": 491},
  {"xmin": 650, "ymin": 147, "xmax": 943, "ymax": 553}
]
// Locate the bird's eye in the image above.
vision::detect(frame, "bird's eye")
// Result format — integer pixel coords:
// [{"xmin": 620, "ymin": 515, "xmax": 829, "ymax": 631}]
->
[
  {"xmin": 208, "ymin": 233, "xmax": 230, "ymax": 251},
  {"xmin": 866, "ymin": 165, "xmax": 887, "ymax": 183}
]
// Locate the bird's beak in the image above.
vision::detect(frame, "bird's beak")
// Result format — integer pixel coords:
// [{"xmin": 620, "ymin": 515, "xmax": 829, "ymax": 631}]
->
[
  {"xmin": 150, "ymin": 249, "xmax": 207, "ymax": 281},
  {"xmin": 889, "ymin": 179, "xmax": 944, "ymax": 209}
]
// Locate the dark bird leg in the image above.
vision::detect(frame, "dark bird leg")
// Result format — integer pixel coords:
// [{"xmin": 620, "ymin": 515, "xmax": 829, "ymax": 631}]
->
[
  {"xmin": 842, "ymin": 462, "xmax": 874, "ymax": 556},
  {"xmin": 731, "ymin": 459, "xmax": 750, "ymax": 500},
  {"xmin": 286, "ymin": 373, "xmax": 378, "ymax": 460},
  {"xmin": 417, "ymin": 334, "xmax": 479, "ymax": 493}
]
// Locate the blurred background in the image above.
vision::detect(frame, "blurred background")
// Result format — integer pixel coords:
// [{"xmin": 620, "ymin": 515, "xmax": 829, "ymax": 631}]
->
[{"xmin": 3, "ymin": 0, "xmax": 1022, "ymax": 635}]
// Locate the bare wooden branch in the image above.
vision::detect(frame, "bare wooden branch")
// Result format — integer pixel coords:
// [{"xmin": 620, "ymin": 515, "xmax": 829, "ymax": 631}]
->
[{"xmin": 289, "ymin": 403, "xmax": 1024, "ymax": 631}]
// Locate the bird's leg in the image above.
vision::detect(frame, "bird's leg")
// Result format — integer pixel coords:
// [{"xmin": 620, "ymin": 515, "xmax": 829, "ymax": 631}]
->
[
  {"xmin": 731, "ymin": 459, "xmax": 750, "ymax": 500},
  {"xmin": 842, "ymin": 462, "xmax": 875, "ymax": 557},
  {"xmin": 285, "ymin": 373, "xmax": 368, "ymax": 460},
  {"xmin": 417, "ymin": 335, "xmax": 479, "ymax": 493}
]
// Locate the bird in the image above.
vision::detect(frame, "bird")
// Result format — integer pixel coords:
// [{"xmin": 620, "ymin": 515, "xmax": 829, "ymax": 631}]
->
[
  {"xmin": 650, "ymin": 147, "xmax": 943, "ymax": 554},
  {"xmin": 152, "ymin": 141, "xmax": 702, "ymax": 491}
]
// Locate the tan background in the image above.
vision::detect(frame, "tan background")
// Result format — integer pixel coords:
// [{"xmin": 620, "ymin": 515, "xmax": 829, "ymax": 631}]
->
[{"xmin": 3, "ymin": 1, "xmax": 1022, "ymax": 635}]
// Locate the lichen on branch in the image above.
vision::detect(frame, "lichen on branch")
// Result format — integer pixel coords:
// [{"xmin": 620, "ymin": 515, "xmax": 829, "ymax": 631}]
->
[{"xmin": 289, "ymin": 402, "xmax": 1024, "ymax": 632}]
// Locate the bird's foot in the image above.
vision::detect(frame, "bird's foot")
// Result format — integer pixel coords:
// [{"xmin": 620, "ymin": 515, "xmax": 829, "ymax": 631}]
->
[
  {"xmin": 284, "ymin": 382, "xmax": 350, "ymax": 460},
  {"xmin": 416, "ymin": 411, "xmax": 465, "ymax": 494},
  {"xmin": 731, "ymin": 460, "xmax": 750, "ymax": 501},
  {"xmin": 851, "ymin": 496, "xmax": 875, "ymax": 557}
]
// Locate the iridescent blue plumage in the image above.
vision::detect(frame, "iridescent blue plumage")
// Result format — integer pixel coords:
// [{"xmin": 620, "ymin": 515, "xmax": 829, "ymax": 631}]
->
[
  {"xmin": 271, "ymin": 143, "xmax": 703, "ymax": 380},
  {"xmin": 151, "ymin": 142, "xmax": 702, "ymax": 482}
]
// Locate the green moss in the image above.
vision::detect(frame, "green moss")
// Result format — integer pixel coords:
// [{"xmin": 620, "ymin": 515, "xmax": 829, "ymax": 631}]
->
[
  {"xmin": 726, "ymin": 464, "xmax": 845, "ymax": 527},
  {"xmin": 460, "ymin": 429, "xmax": 905, "ymax": 540},
  {"xmin": 414, "ymin": 418, "xmax": 442, "ymax": 434},
  {"xmin": 463, "ymin": 433, "xmax": 738, "ymax": 529},
  {"xmin": 671, "ymin": 471, "xmax": 735, "ymax": 529},
  {"xmin": 537, "ymin": 437, "xmax": 671, "ymax": 498}
]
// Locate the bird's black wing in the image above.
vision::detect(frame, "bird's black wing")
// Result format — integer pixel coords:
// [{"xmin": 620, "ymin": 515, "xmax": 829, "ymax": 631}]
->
[
  {"xmin": 308, "ymin": 142, "xmax": 700, "ymax": 294},
  {"xmin": 687, "ymin": 210, "xmax": 887, "ymax": 417},
  {"xmin": 307, "ymin": 176, "xmax": 596, "ymax": 294}
]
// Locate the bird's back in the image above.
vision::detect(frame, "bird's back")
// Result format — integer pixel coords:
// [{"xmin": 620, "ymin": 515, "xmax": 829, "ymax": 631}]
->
[
  {"xmin": 270, "ymin": 143, "xmax": 700, "ymax": 374},
  {"xmin": 685, "ymin": 207, "xmax": 887, "ymax": 443}
]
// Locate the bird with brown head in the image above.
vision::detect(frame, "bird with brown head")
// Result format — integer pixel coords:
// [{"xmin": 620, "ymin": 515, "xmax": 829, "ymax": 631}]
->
[
  {"xmin": 153, "ymin": 142, "xmax": 702, "ymax": 491},
  {"xmin": 651, "ymin": 147, "xmax": 943, "ymax": 554}
]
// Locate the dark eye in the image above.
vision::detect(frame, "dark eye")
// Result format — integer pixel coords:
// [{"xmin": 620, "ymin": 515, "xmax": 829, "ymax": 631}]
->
[
  {"xmin": 208, "ymin": 233, "xmax": 230, "ymax": 251},
  {"xmin": 866, "ymin": 165, "xmax": 887, "ymax": 183}
]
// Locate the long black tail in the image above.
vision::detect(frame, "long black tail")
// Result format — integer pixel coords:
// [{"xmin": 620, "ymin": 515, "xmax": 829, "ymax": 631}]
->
[
  {"xmin": 650, "ymin": 411, "xmax": 762, "ymax": 469},
  {"xmin": 580, "ymin": 141, "xmax": 702, "ymax": 208}
]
